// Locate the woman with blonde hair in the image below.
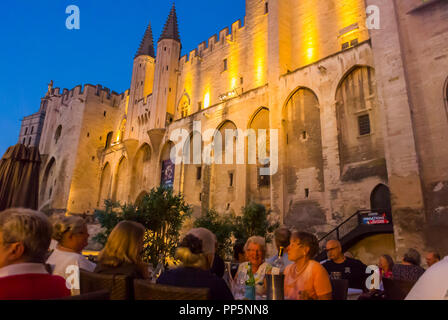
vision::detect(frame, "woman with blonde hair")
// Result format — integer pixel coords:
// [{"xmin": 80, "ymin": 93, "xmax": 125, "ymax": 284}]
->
[
  {"xmin": 46, "ymin": 215, "xmax": 96, "ymax": 295},
  {"xmin": 95, "ymin": 221, "xmax": 149, "ymax": 279}
]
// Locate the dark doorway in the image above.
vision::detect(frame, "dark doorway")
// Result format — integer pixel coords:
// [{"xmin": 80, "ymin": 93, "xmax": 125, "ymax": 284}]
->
[{"xmin": 371, "ymin": 184, "xmax": 392, "ymax": 222}]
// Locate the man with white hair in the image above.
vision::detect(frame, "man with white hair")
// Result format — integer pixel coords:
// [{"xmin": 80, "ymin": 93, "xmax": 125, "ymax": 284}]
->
[{"xmin": 0, "ymin": 208, "xmax": 71, "ymax": 299}]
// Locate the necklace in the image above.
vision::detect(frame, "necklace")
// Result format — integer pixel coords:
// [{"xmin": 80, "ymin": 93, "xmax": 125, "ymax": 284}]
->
[{"xmin": 293, "ymin": 260, "xmax": 310, "ymax": 278}]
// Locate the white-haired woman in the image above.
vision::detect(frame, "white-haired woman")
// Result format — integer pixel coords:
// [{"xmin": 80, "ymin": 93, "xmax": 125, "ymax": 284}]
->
[
  {"xmin": 234, "ymin": 236, "xmax": 271, "ymax": 299},
  {"xmin": 157, "ymin": 228, "xmax": 234, "ymax": 300},
  {"xmin": 46, "ymin": 215, "xmax": 96, "ymax": 295}
]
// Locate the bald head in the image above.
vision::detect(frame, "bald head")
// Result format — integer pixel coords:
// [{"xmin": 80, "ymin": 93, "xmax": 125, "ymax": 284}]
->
[{"xmin": 326, "ymin": 240, "xmax": 344, "ymax": 262}]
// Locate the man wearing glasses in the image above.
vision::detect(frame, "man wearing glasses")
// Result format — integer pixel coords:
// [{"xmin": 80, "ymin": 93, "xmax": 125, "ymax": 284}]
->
[{"xmin": 321, "ymin": 240, "xmax": 368, "ymax": 290}]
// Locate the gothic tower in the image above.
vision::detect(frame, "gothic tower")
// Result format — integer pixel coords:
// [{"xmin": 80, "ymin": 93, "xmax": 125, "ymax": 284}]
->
[
  {"xmin": 150, "ymin": 4, "xmax": 181, "ymax": 129},
  {"xmin": 126, "ymin": 21, "xmax": 156, "ymax": 139}
]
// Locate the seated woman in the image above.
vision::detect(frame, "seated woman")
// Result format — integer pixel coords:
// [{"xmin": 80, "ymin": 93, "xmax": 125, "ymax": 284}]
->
[
  {"xmin": 234, "ymin": 236, "xmax": 271, "ymax": 299},
  {"xmin": 157, "ymin": 228, "xmax": 234, "ymax": 300},
  {"xmin": 284, "ymin": 231, "xmax": 332, "ymax": 300},
  {"xmin": 392, "ymin": 248, "xmax": 425, "ymax": 282},
  {"xmin": 46, "ymin": 215, "xmax": 96, "ymax": 295},
  {"xmin": 379, "ymin": 254, "xmax": 394, "ymax": 280},
  {"xmin": 94, "ymin": 221, "xmax": 150, "ymax": 279}
]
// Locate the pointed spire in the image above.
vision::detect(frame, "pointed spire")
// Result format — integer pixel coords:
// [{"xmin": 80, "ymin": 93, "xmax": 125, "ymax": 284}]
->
[
  {"xmin": 135, "ymin": 22, "xmax": 155, "ymax": 58},
  {"xmin": 159, "ymin": 4, "xmax": 180, "ymax": 42}
]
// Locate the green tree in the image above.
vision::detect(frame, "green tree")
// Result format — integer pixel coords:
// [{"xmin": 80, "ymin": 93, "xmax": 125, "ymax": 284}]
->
[
  {"xmin": 232, "ymin": 202, "xmax": 279, "ymax": 245},
  {"xmin": 94, "ymin": 186, "xmax": 192, "ymax": 266},
  {"xmin": 193, "ymin": 209, "xmax": 234, "ymax": 259}
]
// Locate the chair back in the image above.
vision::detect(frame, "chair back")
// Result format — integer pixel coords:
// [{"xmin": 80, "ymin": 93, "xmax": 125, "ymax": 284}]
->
[
  {"xmin": 57, "ymin": 290, "xmax": 110, "ymax": 300},
  {"xmin": 80, "ymin": 270, "xmax": 132, "ymax": 300},
  {"xmin": 330, "ymin": 279, "xmax": 349, "ymax": 300},
  {"xmin": 134, "ymin": 280, "xmax": 209, "ymax": 300},
  {"xmin": 382, "ymin": 278, "xmax": 416, "ymax": 300}
]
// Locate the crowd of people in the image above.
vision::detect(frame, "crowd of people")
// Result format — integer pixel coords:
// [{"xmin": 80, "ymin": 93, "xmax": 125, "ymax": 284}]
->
[{"xmin": 0, "ymin": 207, "xmax": 446, "ymax": 300}]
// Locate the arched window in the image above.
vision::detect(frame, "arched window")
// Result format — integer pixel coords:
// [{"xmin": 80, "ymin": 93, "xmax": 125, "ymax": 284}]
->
[
  {"xmin": 105, "ymin": 131, "xmax": 113, "ymax": 149},
  {"xmin": 24, "ymin": 127, "xmax": 28, "ymax": 135},
  {"xmin": 54, "ymin": 125, "xmax": 62, "ymax": 145},
  {"xmin": 31, "ymin": 127, "xmax": 34, "ymax": 134}
]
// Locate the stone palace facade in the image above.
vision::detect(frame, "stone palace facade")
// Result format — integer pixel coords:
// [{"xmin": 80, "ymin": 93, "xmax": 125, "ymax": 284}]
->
[{"xmin": 18, "ymin": 0, "xmax": 448, "ymax": 259}]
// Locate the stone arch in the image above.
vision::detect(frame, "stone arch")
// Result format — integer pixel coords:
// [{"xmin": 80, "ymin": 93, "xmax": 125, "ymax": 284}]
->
[
  {"xmin": 135, "ymin": 190, "xmax": 149, "ymax": 206},
  {"xmin": 247, "ymin": 107, "xmax": 271, "ymax": 205},
  {"xmin": 131, "ymin": 143, "xmax": 152, "ymax": 198},
  {"xmin": 41, "ymin": 157, "xmax": 56, "ymax": 203},
  {"xmin": 209, "ymin": 120, "xmax": 238, "ymax": 213},
  {"xmin": 113, "ymin": 156, "xmax": 129, "ymax": 203},
  {"xmin": 98, "ymin": 162, "xmax": 112, "ymax": 208},
  {"xmin": 282, "ymin": 87, "xmax": 326, "ymax": 230},
  {"xmin": 371, "ymin": 184, "xmax": 392, "ymax": 219},
  {"xmin": 335, "ymin": 66, "xmax": 386, "ymax": 180},
  {"xmin": 181, "ymin": 131, "xmax": 204, "ymax": 215}
]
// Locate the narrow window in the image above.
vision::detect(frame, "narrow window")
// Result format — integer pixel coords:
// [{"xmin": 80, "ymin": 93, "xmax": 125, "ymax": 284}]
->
[
  {"xmin": 31, "ymin": 127, "xmax": 34, "ymax": 134},
  {"xmin": 229, "ymin": 172, "xmax": 234, "ymax": 187},
  {"xmin": 198, "ymin": 101, "xmax": 202, "ymax": 110},
  {"xmin": 305, "ymin": 188, "xmax": 310, "ymax": 198},
  {"xmin": 28, "ymin": 137, "xmax": 32, "ymax": 146},
  {"xmin": 265, "ymin": 2, "xmax": 269, "ymax": 14},
  {"xmin": 358, "ymin": 114, "xmax": 371, "ymax": 136},
  {"xmin": 104, "ymin": 111, "xmax": 107, "ymax": 117},
  {"xmin": 22, "ymin": 138, "xmax": 26, "ymax": 144},
  {"xmin": 24, "ymin": 127, "xmax": 28, "ymax": 135},
  {"xmin": 54, "ymin": 125, "xmax": 62, "ymax": 145},
  {"xmin": 197, "ymin": 167, "xmax": 202, "ymax": 180},
  {"xmin": 223, "ymin": 59, "xmax": 228, "ymax": 71}
]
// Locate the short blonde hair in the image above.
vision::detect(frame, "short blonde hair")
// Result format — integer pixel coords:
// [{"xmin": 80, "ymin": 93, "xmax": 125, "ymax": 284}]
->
[
  {"xmin": 244, "ymin": 236, "xmax": 266, "ymax": 258},
  {"xmin": 98, "ymin": 221, "xmax": 146, "ymax": 267},
  {"xmin": 51, "ymin": 215, "xmax": 86, "ymax": 243},
  {"xmin": 0, "ymin": 208, "xmax": 52, "ymax": 263}
]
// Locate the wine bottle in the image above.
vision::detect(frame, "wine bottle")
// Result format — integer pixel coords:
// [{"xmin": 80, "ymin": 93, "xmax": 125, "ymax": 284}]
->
[
  {"xmin": 271, "ymin": 246, "xmax": 285, "ymax": 275},
  {"xmin": 245, "ymin": 262, "xmax": 256, "ymax": 300}
]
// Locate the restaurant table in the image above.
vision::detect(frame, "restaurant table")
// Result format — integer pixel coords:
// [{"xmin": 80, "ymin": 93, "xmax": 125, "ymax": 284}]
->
[{"xmin": 347, "ymin": 288, "xmax": 363, "ymax": 300}]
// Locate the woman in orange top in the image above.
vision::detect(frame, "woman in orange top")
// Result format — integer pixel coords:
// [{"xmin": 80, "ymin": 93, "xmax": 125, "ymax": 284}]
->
[{"xmin": 284, "ymin": 231, "xmax": 332, "ymax": 300}]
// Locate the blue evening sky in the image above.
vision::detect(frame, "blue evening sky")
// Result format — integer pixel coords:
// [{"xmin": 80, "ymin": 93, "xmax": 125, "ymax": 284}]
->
[{"xmin": 0, "ymin": 0, "xmax": 246, "ymax": 156}]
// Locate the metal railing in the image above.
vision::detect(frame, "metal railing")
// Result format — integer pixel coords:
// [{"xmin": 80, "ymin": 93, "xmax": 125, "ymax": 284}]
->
[{"xmin": 318, "ymin": 208, "xmax": 391, "ymax": 250}]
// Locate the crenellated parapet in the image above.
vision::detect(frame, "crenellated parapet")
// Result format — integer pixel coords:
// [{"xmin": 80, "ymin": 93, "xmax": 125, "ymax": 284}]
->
[
  {"xmin": 48, "ymin": 84, "xmax": 127, "ymax": 108},
  {"xmin": 179, "ymin": 19, "xmax": 245, "ymax": 67}
]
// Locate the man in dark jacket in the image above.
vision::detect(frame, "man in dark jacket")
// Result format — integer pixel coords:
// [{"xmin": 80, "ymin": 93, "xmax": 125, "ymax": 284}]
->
[{"xmin": 322, "ymin": 240, "xmax": 368, "ymax": 290}]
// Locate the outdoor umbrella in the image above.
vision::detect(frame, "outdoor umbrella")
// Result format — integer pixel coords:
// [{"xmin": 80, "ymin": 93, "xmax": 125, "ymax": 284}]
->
[{"xmin": 0, "ymin": 143, "xmax": 41, "ymax": 211}]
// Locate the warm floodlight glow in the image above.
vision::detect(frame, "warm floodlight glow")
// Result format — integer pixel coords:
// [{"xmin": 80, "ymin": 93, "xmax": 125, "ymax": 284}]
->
[{"xmin": 204, "ymin": 92, "xmax": 210, "ymax": 109}]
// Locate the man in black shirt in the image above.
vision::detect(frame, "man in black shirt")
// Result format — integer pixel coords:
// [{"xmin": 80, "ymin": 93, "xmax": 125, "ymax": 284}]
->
[{"xmin": 322, "ymin": 240, "xmax": 368, "ymax": 290}]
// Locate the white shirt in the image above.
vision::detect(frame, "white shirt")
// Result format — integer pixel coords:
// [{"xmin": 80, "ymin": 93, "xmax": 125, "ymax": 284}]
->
[
  {"xmin": 0, "ymin": 263, "xmax": 49, "ymax": 278},
  {"xmin": 405, "ymin": 256, "xmax": 448, "ymax": 300},
  {"xmin": 46, "ymin": 248, "xmax": 96, "ymax": 295}
]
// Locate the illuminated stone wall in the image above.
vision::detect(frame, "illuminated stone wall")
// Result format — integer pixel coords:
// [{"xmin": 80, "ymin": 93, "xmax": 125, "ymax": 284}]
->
[{"xmin": 26, "ymin": 0, "xmax": 448, "ymax": 256}]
